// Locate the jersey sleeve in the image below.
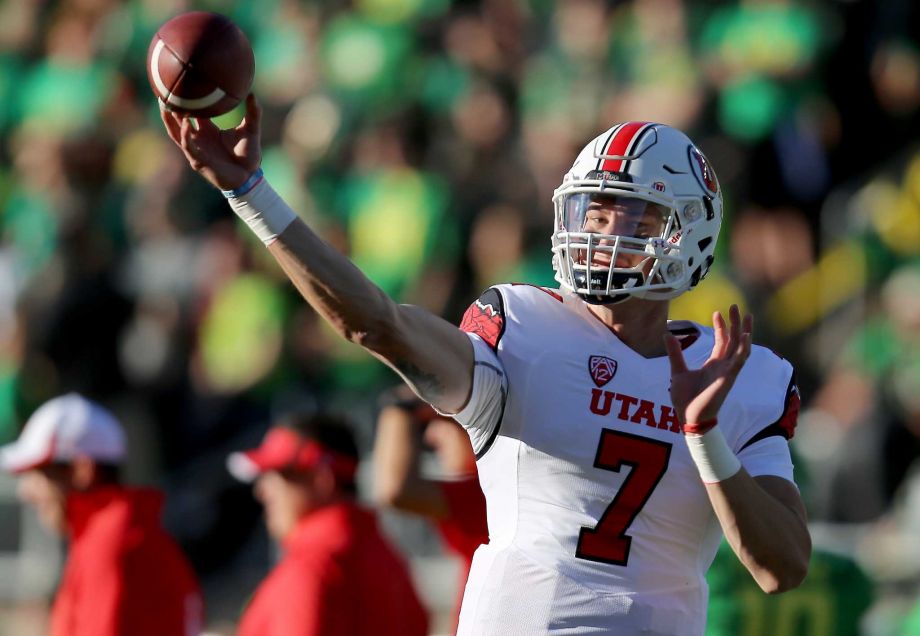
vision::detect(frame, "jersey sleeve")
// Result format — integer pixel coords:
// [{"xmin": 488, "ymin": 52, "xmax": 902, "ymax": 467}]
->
[
  {"xmin": 734, "ymin": 358, "xmax": 801, "ymax": 481},
  {"xmin": 445, "ymin": 288, "xmax": 509, "ymax": 457},
  {"xmin": 447, "ymin": 334, "xmax": 507, "ymax": 457}
]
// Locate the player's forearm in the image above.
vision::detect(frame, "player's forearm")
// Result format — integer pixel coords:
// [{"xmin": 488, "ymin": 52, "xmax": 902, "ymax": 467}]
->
[
  {"xmin": 706, "ymin": 472, "xmax": 811, "ymax": 594},
  {"xmin": 269, "ymin": 220, "xmax": 399, "ymax": 348},
  {"xmin": 269, "ymin": 224, "xmax": 472, "ymax": 409},
  {"xmin": 230, "ymin": 178, "xmax": 473, "ymax": 411}
]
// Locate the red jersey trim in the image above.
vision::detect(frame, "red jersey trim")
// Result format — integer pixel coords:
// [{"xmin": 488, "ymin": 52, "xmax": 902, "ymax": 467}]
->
[
  {"xmin": 601, "ymin": 122, "xmax": 653, "ymax": 173},
  {"xmin": 739, "ymin": 373, "xmax": 800, "ymax": 451},
  {"xmin": 509, "ymin": 283, "xmax": 563, "ymax": 302}
]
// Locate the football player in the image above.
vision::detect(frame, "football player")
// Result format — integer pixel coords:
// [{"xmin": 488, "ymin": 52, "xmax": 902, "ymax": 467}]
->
[{"xmin": 161, "ymin": 99, "xmax": 810, "ymax": 636}]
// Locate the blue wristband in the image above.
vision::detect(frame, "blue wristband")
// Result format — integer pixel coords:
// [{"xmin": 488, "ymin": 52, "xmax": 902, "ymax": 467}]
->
[{"xmin": 221, "ymin": 168, "xmax": 264, "ymax": 199}]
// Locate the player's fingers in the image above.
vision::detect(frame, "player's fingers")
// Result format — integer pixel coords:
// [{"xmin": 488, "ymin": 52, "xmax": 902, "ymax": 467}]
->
[
  {"xmin": 726, "ymin": 332, "xmax": 752, "ymax": 378},
  {"xmin": 664, "ymin": 333, "xmax": 689, "ymax": 376},
  {"xmin": 725, "ymin": 304, "xmax": 741, "ymax": 358},
  {"xmin": 729, "ymin": 315, "xmax": 753, "ymax": 372},
  {"xmin": 195, "ymin": 117, "xmax": 221, "ymax": 139},
  {"xmin": 178, "ymin": 117, "xmax": 206, "ymax": 167},
  {"xmin": 740, "ymin": 331, "xmax": 752, "ymax": 360},
  {"xmin": 160, "ymin": 106, "xmax": 182, "ymax": 145},
  {"xmin": 179, "ymin": 116, "xmax": 194, "ymax": 151},
  {"xmin": 711, "ymin": 311, "xmax": 727, "ymax": 359},
  {"xmin": 742, "ymin": 312, "xmax": 754, "ymax": 341},
  {"xmin": 239, "ymin": 93, "xmax": 261, "ymax": 134}
]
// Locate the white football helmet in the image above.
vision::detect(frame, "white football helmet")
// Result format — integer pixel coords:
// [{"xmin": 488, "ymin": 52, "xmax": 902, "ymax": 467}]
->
[{"xmin": 551, "ymin": 122, "xmax": 722, "ymax": 304}]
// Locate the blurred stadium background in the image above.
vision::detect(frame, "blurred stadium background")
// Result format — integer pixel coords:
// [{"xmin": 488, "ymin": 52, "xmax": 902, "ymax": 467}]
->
[{"xmin": 1, "ymin": 0, "xmax": 920, "ymax": 633}]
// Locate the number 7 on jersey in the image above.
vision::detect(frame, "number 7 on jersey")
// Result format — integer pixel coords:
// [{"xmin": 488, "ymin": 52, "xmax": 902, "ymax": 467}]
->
[{"xmin": 575, "ymin": 429, "xmax": 672, "ymax": 566}]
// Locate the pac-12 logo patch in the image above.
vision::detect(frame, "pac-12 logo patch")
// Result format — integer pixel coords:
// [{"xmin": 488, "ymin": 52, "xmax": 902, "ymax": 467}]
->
[{"xmin": 589, "ymin": 356, "xmax": 618, "ymax": 388}]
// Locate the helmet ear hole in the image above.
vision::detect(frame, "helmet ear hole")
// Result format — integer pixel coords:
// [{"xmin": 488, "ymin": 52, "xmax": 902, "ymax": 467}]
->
[
  {"xmin": 690, "ymin": 266, "xmax": 702, "ymax": 287},
  {"xmin": 704, "ymin": 197, "xmax": 715, "ymax": 220}
]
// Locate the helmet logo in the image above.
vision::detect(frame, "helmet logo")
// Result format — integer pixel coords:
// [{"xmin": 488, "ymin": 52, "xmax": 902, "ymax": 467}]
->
[
  {"xmin": 589, "ymin": 355, "xmax": 618, "ymax": 388},
  {"xmin": 689, "ymin": 147, "xmax": 718, "ymax": 195},
  {"xmin": 586, "ymin": 169, "xmax": 631, "ymax": 183},
  {"xmin": 653, "ymin": 181, "xmax": 666, "ymax": 192},
  {"xmin": 460, "ymin": 300, "xmax": 504, "ymax": 350}
]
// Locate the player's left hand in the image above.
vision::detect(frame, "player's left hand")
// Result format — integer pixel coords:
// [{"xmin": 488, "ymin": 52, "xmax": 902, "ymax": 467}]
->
[{"xmin": 664, "ymin": 304, "xmax": 752, "ymax": 430}]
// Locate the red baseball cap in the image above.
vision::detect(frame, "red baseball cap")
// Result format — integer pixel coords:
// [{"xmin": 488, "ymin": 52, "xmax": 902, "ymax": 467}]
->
[
  {"xmin": 0, "ymin": 393, "xmax": 127, "ymax": 474},
  {"xmin": 226, "ymin": 427, "xmax": 358, "ymax": 483}
]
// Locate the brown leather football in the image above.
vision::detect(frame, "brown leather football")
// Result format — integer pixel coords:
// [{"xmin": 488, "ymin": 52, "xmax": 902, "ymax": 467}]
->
[{"xmin": 147, "ymin": 12, "xmax": 254, "ymax": 118}]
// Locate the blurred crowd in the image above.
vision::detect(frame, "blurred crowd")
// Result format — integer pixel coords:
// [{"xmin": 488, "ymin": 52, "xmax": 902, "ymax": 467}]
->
[{"xmin": 1, "ymin": 0, "xmax": 920, "ymax": 633}]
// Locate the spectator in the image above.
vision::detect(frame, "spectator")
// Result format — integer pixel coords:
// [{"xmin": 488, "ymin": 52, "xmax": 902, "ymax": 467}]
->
[
  {"xmin": 226, "ymin": 412, "xmax": 428, "ymax": 636},
  {"xmin": 804, "ymin": 262, "xmax": 920, "ymax": 521},
  {"xmin": 0, "ymin": 392, "xmax": 203, "ymax": 636},
  {"xmin": 373, "ymin": 387, "xmax": 488, "ymax": 634},
  {"xmin": 706, "ymin": 541, "xmax": 874, "ymax": 636}
]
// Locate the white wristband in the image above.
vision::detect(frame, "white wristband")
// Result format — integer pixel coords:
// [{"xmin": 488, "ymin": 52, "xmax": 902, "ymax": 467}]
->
[
  {"xmin": 226, "ymin": 178, "xmax": 297, "ymax": 245},
  {"xmin": 685, "ymin": 427, "xmax": 742, "ymax": 484}
]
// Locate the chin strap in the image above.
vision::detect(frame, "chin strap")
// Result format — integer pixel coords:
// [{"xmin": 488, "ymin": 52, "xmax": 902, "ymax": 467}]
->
[
  {"xmin": 578, "ymin": 292, "xmax": 631, "ymax": 305},
  {"xmin": 572, "ymin": 270, "xmax": 645, "ymax": 303}
]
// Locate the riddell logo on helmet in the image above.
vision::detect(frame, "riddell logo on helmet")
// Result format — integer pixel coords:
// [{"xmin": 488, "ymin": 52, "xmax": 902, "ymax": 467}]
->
[
  {"xmin": 586, "ymin": 170, "xmax": 632, "ymax": 183},
  {"xmin": 653, "ymin": 182, "xmax": 666, "ymax": 192},
  {"xmin": 588, "ymin": 356, "xmax": 618, "ymax": 388}
]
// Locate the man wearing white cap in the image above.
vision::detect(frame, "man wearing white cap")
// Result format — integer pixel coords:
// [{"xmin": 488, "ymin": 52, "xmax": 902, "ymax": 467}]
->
[
  {"xmin": 227, "ymin": 412, "xmax": 428, "ymax": 636},
  {"xmin": 1, "ymin": 393, "xmax": 203, "ymax": 636}
]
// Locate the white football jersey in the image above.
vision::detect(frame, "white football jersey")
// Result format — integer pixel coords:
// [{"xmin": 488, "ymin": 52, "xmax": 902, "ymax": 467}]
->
[{"xmin": 452, "ymin": 284, "xmax": 799, "ymax": 636}]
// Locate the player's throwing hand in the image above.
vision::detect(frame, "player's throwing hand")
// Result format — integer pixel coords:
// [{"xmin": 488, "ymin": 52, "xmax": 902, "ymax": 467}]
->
[{"xmin": 160, "ymin": 94, "xmax": 262, "ymax": 191}]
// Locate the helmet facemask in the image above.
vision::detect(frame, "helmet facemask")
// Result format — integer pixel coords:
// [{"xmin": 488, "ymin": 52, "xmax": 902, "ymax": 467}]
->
[{"xmin": 552, "ymin": 185, "xmax": 699, "ymax": 303}]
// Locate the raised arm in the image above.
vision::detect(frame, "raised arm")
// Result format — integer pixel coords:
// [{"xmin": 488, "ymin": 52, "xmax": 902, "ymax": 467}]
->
[
  {"xmin": 665, "ymin": 306, "xmax": 811, "ymax": 593},
  {"xmin": 160, "ymin": 96, "xmax": 473, "ymax": 413}
]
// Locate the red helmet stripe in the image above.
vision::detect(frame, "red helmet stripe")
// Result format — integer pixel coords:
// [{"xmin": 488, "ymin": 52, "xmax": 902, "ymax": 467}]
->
[{"xmin": 600, "ymin": 121, "xmax": 650, "ymax": 173}]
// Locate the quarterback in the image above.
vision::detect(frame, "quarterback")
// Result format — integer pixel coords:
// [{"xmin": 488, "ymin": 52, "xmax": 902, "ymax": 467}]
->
[{"xmin": 161, "ymin": 98, "xmax": 810, "ymax": 635}]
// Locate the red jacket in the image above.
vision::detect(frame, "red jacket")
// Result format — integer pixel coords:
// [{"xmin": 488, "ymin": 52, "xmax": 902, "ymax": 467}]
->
[
  {"xmin": 51, "ymin": 487, "xmax": 203, "ymax": 636},
  {"xmin": 239, "ymin": 501, "xmax": 428, "ymax": 636},
  {"xmin": 436, "ymin": 477, "xmax": 489, "ymax": 635}
]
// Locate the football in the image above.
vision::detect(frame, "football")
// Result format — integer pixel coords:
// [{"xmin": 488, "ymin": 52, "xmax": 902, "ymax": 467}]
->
[{"xmin": 147, "ymin": 12, "xmax": 254, "ymax": 118}]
